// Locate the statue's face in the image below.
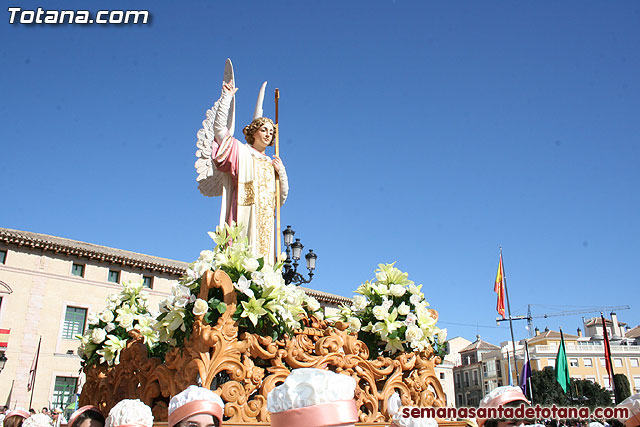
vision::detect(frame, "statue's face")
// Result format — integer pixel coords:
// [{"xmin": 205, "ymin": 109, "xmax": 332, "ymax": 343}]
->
[{"xmin": 252, "ymin": 122, "xmax": 274, "ymax": 152}]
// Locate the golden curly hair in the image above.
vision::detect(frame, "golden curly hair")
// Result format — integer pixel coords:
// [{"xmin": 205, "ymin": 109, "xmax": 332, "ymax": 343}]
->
[{"xmin": 242, "ymin": 117, "xmax": 276, "ymax": 147}]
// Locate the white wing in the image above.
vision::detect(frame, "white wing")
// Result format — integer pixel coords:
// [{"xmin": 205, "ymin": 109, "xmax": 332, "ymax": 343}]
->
[{"xmin": 195, "ymin": 59, "xmax": 235, "ymax": 197}]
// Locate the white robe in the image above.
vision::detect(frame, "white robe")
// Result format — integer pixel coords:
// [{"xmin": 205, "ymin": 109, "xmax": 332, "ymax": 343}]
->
[{"xmin": 212, "ymin": 92, "xmax": 288, "ymax": 263}]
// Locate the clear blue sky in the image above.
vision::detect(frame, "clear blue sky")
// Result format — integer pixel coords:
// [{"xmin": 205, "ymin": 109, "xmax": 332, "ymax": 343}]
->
[{"xmin": 2, "ymin": 1, "xmax": 639, "ymax": 345}]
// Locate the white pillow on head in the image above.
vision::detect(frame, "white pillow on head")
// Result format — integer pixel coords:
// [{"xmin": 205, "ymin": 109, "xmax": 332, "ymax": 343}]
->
[
  {"xmin": 387, "ymin": 392, "xmax": 438, "ymax": 427},
  {"xmin": 23, "ymin": 414, "xmax": 53, "ymax": 427},
  {"xmin": 168, "ymin": 385, "xmax": 225, "ymax": 418},
  {"xmin": 480, "ymin": 386, "xmax": 527, "ymax": 407},
  {"xmin": 267, "ymin": 368, "xmax": 356, "ymax": 414},
  {"xmin": 617, "ymin": 393, "xmax": 640, "ymax": 425},
  {"xmin": 105, "ymin": 399, "xmax": 153, "ymax": 427}
]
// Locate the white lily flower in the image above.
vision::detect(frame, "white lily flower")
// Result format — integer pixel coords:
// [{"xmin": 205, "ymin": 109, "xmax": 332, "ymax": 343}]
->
[{"xmin": 234, "ymin": 275, "xmax": 255, "ymax": 298}]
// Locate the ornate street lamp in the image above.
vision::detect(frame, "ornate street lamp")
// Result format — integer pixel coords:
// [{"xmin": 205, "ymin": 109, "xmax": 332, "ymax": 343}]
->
[
  {"xmin": 0, "ymin": 353, "xmax": 7, "ymax": 373},
  {"xmin": 282, "ymin": 226, "xmax": 316, "ymax": 286}
]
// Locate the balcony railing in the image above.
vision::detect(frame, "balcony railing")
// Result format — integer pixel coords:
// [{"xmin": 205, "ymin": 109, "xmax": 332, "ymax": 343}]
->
[{"xmin": 531, "ymin": 344, "xmax": 640, "ymax": 354}]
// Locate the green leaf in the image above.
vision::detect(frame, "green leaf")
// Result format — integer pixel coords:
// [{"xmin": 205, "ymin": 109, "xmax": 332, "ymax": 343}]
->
[{"xmin": 217, "ymin": 302, "xmax": 227, "ymax": 314}]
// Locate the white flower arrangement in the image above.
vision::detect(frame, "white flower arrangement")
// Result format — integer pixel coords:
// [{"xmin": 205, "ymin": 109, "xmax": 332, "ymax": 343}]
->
[
  {"xmin": 155, "ymin": 223, "xmax": 323, "ymax": 346},
  {"xmin": 77, "ymin": 280, "xmax": 160, "ymax": 366},
  {"xmin": 338, "ymin": 263, "xmax": 447, "ymax": 356}
]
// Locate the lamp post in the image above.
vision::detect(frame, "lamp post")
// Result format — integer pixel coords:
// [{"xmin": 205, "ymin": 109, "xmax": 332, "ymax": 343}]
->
[
  {"xmin": 0, "ymin": 353, "xmax": 7, "ymax": 373},
  {"xmin": 282, "ymin": 225, "xmax": 317, "ymax": 286}
]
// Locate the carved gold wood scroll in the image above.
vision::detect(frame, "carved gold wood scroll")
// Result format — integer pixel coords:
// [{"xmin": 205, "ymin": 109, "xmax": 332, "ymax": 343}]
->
[{"xmin": 80, "ymin": 270, "xmax": 446, "ymax": 423}]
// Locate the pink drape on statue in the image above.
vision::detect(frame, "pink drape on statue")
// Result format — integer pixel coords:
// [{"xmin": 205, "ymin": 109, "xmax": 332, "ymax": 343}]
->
[{"xmin": 213, "ymin": 136, "xmax": 239, "ymax": 224}]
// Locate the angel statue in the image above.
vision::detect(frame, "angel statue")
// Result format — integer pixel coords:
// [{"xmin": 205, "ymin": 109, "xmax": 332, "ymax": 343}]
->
[{"xmin": 195, "ymin": 59, "xmax": 288, "ymax": 263}]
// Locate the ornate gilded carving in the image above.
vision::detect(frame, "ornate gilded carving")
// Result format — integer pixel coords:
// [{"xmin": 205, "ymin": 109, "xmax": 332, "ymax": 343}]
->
[{"xmin": 80, "ymin": 270, "xmax": 446, "ymax": 424}]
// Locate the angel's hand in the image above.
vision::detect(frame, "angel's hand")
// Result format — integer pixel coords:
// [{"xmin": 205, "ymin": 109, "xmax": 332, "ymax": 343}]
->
[
  {"xmin": 222, "ymin": 79, "xmax": 238, "ymax": 96},
  {"xmin": 272, "ymin": 156, "xmax": 283, "ymax": 173}
]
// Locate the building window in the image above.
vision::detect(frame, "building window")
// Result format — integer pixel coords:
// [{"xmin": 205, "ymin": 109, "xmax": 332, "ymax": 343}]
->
[
  {"xmin": 52, "ymin": 376, "xmax": 77, "ymax": 418},
  {"xmin": 600, "ymin": 358, "xmax": 606, "ymax": 367},
  {"xmin": 583, "ymin": 358, "xmax": 592, "ymax": 367},
  {"xmin": 634, "ymin": 376, "xmax": 640, "ymax": 393},
  {"xmin": 62, "ymin": 306, "xmax": 87, "ymax": 339},
  {"xmin": 473, "ymin": 370, "xmax": 479, "ymax": 386},
  {"xmin": 440, "ymin": 372, "xmax": 445, "ymax": 380},
  {"xmin": 455, "ymin": 373, "xmax": 461, "ymax": 387},
  {"xmin": 108, "ymin": 270, "xmax": 120, "ymax": 283},
  {"xmin": 0, "ymin": 249, "xmax": 7, "ymax": 264},
  {"xmin": 614, "ymin": 358, "xmax": 623, "ymax": 368},
  {"xmin": 142, "ymin": 275, "xmax": 153, "ymax": 289},
  {"xmin": 464, "ymin": 372, "xmax": 469, "ymax": 387},
  {"xmin": 71, "ymin": 263, "xmax": 85, "ymax": 277},
  {"xmin": 548, "ymin": 359, "xmax": 556, "ymax": 369},
  {"xmin": 570, "ymin": 358, "xmax": 579, "ymax": 367},
  {"xmin": 631, "ymin": 358, "xmax": 639, "ymax": 368}
]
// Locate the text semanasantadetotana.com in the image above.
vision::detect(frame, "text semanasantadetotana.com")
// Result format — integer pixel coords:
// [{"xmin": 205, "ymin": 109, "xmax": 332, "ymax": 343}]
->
[
  {"xmin": 402, "ymin": 405, "xmax": 629, "ymax": 420},
  {"xmin": 8, "ymin": 7, "xmax": 150, "ymax": 24}
]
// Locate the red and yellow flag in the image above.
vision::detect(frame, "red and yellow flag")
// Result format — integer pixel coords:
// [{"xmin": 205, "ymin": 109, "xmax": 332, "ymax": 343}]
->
[{"xmin": 494, "ymin": 253, "xmax": 506, "ymax": 319}]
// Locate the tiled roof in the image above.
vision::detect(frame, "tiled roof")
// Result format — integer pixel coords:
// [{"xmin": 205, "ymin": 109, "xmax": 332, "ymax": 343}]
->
[
  {"xmin": 1, "ymin": 227, "xmax": 186, "ymax": 274},
  {"xmin": 0, "ymin": 227, "xmax": 351, "ymax": 305},
  {"xmin": 626, "ymin": 326, "xmax": 640, "ymax": 339},
  {"xmin": 460, "ymin": 339, "xmax": 500, "ymax": 353},
  {"xmin": 584, "ymin": 317, "xmax": 627, "ymax": 327},
  {"xmin": 527, "ymin": 330, "xmax": 579, "ymax": 344}
]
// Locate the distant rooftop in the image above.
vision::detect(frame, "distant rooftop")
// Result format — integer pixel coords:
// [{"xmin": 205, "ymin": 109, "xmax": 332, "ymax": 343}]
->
[
  {"xmin": 460, "ymin": 336, "xmax": 500, "ymax": 352},
  {"xmin": 527, "ymin": 330, "xmax": 579, "ymax": 344}
]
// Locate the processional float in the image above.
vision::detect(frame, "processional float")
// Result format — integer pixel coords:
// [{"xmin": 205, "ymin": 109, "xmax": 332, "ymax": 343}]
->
[{"xmin": 78, "ymin": 59, "xmax": 450, "ymax": 426}]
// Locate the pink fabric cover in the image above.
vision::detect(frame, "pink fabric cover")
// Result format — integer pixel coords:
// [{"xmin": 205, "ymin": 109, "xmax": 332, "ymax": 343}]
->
[
  {"xmin": 5, "ymin": 410, "xmax": 30, "ymax": 420},
  {"xmin": 167, "ymin": 400, "xmax": 223, "ymax": 427},
  {"xmin": 476, "ymin": 388, "xmax": 530, "ymax": 427},
  {"xmin": 269, "ymin": 399, "xmax": 358, "ymax": 427},
  {"xmin": 626, "ymin": 413, "xmax": 640, "ymax": 427}
]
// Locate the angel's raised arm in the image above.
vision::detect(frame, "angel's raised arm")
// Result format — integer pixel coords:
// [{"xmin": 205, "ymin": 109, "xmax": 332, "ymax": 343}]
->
[{"xmin": 213, "ymin": 80, "xmax": 237, "ymax": 143}]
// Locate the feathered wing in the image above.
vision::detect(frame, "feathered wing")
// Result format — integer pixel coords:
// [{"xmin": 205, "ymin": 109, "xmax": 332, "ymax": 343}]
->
[{"xmin": 195, "ymin": 59, "xmax": 235, "ymax": 197}]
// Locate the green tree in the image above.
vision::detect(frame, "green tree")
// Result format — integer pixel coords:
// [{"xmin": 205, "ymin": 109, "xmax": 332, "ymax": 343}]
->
[
  {"xmin": 613, "ymin": 374, "xmax": 631, "ymax": 403},
  {"xmin": 530, "ymin": 367, "xmax": 570, "ymax": 406},
  {"xmin": 572, "ymin": 378, "xmax": 612, "ymax": 408},
  {"xmin": 530, "ymin": 367, "xmax": 612, "ymax": 408}
]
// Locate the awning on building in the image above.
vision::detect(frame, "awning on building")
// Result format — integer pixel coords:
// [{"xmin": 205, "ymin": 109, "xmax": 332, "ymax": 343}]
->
[{"xmin": 0, "ymin": 328, "xmax": 10, "ymax": 349}]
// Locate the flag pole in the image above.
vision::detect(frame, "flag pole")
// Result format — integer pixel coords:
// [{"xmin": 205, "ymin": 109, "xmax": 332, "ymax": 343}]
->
[
  {"xmin": 28, "ymin": 336, "xmax": 42, "ymax": 409},
  {"xmin": 601, "ymin": 312, "xmax": 617, "ymax": 403},
  {"xmin": 561, "ymin": 329, "xmax": 575, "ymax": 403},
  {"xmin": 274, "ymin": 88, "xmax": 281, "ymax": 265},
  {"xmin": 525, "ymin": 340, "xmax": 534, "ymax": 404},
  {"xmin": 501, "ymin": 247, "xmax": 520, "ymax": 384}
]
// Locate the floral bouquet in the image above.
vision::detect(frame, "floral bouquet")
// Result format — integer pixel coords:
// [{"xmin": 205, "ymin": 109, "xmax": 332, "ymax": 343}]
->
[
  {"xmin": 77, "ymin": 280, "xmax": 161, "ymax": 366},
  {"xmin": 337, "ymin": 263, "xmax": 447, "ymax": 357},
  {"xmin": 155, "ymin": 223, "xmax": 323, "ymax": 347}
]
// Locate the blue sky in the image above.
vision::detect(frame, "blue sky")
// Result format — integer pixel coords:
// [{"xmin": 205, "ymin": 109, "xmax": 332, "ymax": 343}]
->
[{"xmin": 2, "ymin": 1, "xmax": 639, "ymax": 345}]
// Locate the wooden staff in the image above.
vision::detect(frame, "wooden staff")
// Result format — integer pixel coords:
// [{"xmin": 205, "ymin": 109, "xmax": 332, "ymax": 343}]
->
[{"xmin": 275, "ymin": 88, "xmax": 281, "ymax": 264}]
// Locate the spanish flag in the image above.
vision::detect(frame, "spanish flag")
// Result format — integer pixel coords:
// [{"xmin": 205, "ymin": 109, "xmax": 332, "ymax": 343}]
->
[{"xmin": 494, "ymin": 252, "xmax": 506, "ymax": 319}]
